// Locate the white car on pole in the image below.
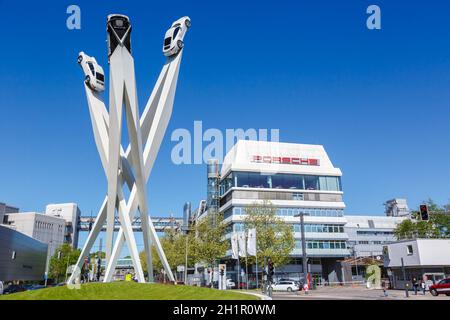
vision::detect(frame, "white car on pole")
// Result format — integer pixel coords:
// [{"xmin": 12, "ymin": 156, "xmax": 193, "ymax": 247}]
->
[
  {"xmin": 77, "ymin": 52, "xmax": 105, "ymax": 92},
  {"xmin": 162, "ymin": 16, "xmax": 191, "ymax": 57}
]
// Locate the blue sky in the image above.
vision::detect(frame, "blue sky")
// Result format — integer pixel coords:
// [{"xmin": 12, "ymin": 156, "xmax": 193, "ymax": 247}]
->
[{"xmin": 1, "ymin": 1, "xmax": 450, "ymax": 250}]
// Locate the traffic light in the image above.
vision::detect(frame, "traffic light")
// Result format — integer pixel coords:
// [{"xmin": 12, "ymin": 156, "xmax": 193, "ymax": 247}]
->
[
  {"xmin": 268, "ymin": 260, "xmax": 274, "ymax": 281},
  {"xmin": 419, "ymin": 204, "xmax": 429, "ymax": 221}
]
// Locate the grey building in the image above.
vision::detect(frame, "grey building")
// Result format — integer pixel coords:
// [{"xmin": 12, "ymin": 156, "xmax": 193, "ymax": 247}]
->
[
  {"xmin": 345, "ymin": 215, "xmax": 405, "ymax": 258},
  {"xmin": 0, "ymin": 225, "xmax": 48, "ymax": 282},
  {"xmin": 0, "ymin": 202, "xmax": 19, "ymax": 225}
]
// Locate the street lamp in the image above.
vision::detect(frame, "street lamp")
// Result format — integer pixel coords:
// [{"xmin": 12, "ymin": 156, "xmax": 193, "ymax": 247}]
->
[
  {"xmin": 44, "ymin": 240, "xmax": 54, "ymax": 287},
  {"xmin": 294, "ymin": 212, "xmax": 309, "ymax": 286}
]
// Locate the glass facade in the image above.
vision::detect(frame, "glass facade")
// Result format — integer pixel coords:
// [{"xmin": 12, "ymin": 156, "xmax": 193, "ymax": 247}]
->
[
  {"xmin": 220, "ymin": 171, "xmax": 342, "ymax": 195},
  {"xmin": 293, "ymin": 224, "xmax": 344, "ymax": 233},
  {"xmin": 224, "ymin": 206, "xmax": 344, "ymax": 219},
  {"xmin": 294, "ymin": 240, "xmax": 347, "ymax": 250}
]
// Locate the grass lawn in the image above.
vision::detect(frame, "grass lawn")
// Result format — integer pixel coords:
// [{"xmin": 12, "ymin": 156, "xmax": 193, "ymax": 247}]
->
[{"xmin": 0, "ymin": 282, "xmax": 259, "ymax": 300}]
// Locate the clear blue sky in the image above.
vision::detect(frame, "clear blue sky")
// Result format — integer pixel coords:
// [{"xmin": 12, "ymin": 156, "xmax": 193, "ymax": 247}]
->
[{"xmin": 1, "ymin": 1, "xmax": 450, "ymax": 238}]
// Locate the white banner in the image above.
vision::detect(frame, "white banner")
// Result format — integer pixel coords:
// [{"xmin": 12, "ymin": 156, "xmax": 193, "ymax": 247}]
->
[
  {"xmin": 231, "ymin": 233, "xmax": 239, "ymax": 259},
  {"xmin": 238, "ymin": 231, "xmax": 247, "ymax": 257},
  {"xmin": 247, "ymin": 228, "xmax": 257, "ymax": 256}
]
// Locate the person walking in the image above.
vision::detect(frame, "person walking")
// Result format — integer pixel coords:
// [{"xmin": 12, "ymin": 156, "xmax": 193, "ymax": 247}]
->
[
  {"xmin": 0, "ymin": 280, "xmax": 3, "ymax": 295},
  {"xmin": 382, "ymin": 280, "xmax": 388, "ymax": 297},
  {"xmin": 303, "ymin": 282, "xmax": 309, "ymax": 295},
  {"xmin": 421, "ymin": 280, "xmax": 426, "ymax": 295},
  {"xmin": 412, "ymin": 277, "xmax": 419, "ymax": 295}
]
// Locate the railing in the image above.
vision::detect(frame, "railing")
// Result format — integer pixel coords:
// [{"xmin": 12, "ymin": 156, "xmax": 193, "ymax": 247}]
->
[{"xmin": 78, "ymin": 216, "xmax": 183, "ymax": 232}]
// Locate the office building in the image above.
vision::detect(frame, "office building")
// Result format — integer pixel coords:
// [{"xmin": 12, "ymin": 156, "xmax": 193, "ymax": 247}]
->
[
  {"xmin": 345, "ymin": 215, "xmax": 406, "ymax": 258},
  {"xmin": 3, "ymin": 212, "xmax": 65, "ymax": 257},
  {"xmin": 218, "ymin": 140, "xmax": 350, "ymax": 284},
  {"xmin": 45, "ymin": 203, "xmax": 81, "ymax": 248}
]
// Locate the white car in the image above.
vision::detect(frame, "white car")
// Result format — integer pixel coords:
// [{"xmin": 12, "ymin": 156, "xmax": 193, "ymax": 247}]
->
[
  {"xmin": 271, "ymin": 281, "xmax": 299, "ymax": 292},
  {"xmin": 226, "ymin": 279, "xmax": 235, "ymax": 289},
  {"xmin": 77, "ymin": 52, "xmax": 105, "ymax": 92},
  {"xmin": 162, "ymin": 16, "xmax": 191, "ymax": 57}
]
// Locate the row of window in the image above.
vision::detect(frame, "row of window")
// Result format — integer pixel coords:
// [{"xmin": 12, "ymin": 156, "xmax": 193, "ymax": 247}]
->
[
  {"xmin": 224, "ymin": 207, "xmax": 344, "ymax": 219},
  {"xmin": 227, "ymin": 222, "xmax": 344, "ymax": 234},
  {"xmin": 276, "ymin": 208, "xmax": 344, "ymax": 217},
  {"xmin": 220, "ymin": 172, "xmax": 342, "ymax": 195},
  {"xmin": 356, "ymin": 231, "xmax": 394, "ymax": 236},
  {"xmin": 296, "ymin": 224, "xmax": 345, "ymax": 233},
  {"xmin": 295, "ymin": 240, "xmax": 347, "ymax": 250},
  {"xmin": 356, "ymin": 240, "xmax": 384, "ymax": 245}
]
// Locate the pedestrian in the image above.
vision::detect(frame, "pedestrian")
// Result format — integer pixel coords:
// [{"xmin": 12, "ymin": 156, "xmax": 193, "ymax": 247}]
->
[
  {"xmin": 382, "ymin": 280, "xmax": 388, "ymax": 297},
  {"xmin": 0, "ymin": 280, "xmax": 3, "ymax": 295},
  {"xmin": 421, "ymin": 280, "xmax": 426, "ymax": 295},
  {"xmin": 303, "ymin": 282, "xmax": 309, "ymax": 295},
  {"xmin": 412, "ymin": 277, "xmax": 418, "ymax": 295}
]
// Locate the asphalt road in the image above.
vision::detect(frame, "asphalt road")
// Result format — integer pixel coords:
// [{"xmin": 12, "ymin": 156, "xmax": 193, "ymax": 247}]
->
[{"xmin": 271, "ymin": 286, "xmax": 450, "ymax": 300}]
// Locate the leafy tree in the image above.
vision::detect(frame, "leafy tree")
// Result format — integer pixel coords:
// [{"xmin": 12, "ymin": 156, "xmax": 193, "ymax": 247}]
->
[
  {"xmin": 395, "ymin": 198, "xmax": 450, "ymax": 240},
  {"xmin": 48, "ymin": 243, "xmax": 81, "ymax": 283},
  {"xmin": 192, "ymin": 210, "xmax": 228, "ymax": 270},
  {"xmin": 243, "ymin": 201, "xmax": 295, "ymax": 282},
  {"xmin": 140, "ymin": 229, "xmax": 196, "ymax": 281}
]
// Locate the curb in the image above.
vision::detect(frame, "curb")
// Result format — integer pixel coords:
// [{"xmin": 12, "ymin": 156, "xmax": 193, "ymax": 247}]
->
[{"xmin": 239, "ymin": 291, "xmax": 273, "ymax": 300}]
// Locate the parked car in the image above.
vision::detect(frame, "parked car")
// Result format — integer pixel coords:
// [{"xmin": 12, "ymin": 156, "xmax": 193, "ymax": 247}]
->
[
  {"xmin": 162, "ymin": 16, "xmax": 191, "ymax": 57},
  {"xmin": 278, "ymin": 278, "xmax": 304, "ymax": 289},
  {"xmin": 271, "ymin": 280, "xmax": 300, "ymax": 292},
  {"xmin": 226, "ymin": 279, "xmax": 235, "ymax": 289},
  {"xmin": 3, "ymin": 284, "xmax": 26, "ymax": 294},
  {"xmin": 27, "ymin": 284, "xmax": 45, "ymax": 291},
  {"xmin": 77, "ymin": 52, "xmax": 105, "ymax": 92},
  {"xmin": 429, "ymin": 278, "xmax": 450, "ymax": 296}
]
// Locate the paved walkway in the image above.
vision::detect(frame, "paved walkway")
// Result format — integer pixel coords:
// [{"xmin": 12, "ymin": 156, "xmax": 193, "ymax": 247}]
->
[{"xmin": 271, "ymin": 286, "xmax": 450, "ymax": 300}]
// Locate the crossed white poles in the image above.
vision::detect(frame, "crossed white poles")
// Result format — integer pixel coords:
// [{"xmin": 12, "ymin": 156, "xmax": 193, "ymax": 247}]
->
[{"xmin": 68, "ymin": 35, "xmax": 186, "ymax": 285}]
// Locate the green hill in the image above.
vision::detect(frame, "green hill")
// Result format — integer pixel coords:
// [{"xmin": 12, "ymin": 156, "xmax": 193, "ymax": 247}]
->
[{"xmin": 0, "ymin": 282, "xmax": 258, "ymax": 300}]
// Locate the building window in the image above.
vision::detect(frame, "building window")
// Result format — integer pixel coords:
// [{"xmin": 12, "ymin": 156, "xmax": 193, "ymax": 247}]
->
[
  {"xmin": 228, "ymin": 171, "xmax": 342, "ymax": 192},
  {"xmin": 406, "ymin": 245, "xmax": 414, "ymax": 255}
]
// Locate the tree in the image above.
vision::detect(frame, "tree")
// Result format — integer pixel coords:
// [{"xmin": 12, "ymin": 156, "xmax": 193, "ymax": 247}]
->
[
  {"xmin": 140, "ymin": 229, "xmax": 196, "ymax": 281},
  {"xmin": 192, "ymin": 210, "xmax": 228, "ymax": 270},
  {"xmin": 395, "ymin": 199, "xmax": 450, "ymax": 240},
  {"xmin": 243, "ymin": 201, "xmax": 295, "ymax": 283},
  {"xmin": 48, "ymin": 243, "xmax": 81, "ymax": 283}
]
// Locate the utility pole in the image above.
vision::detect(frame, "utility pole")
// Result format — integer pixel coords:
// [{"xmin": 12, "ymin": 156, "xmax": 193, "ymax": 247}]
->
[
  {"xmin": 295, "ymin": 212, "xmax": 309, "ymax": 285},
  {"xmin": 401, "ymin": 258, "xmax": 409, "ymax": 298}
]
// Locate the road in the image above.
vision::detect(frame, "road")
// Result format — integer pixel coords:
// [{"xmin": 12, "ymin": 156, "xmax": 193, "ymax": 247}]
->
[{"xmin": 271, "ymin": 286, "xmax": 450, "ymax": 300}]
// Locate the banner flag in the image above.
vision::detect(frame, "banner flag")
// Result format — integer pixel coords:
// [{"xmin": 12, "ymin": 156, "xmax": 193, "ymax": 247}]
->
[
  {"xmin": 231, "ymin": 233, "xmax": 239, "ymax": 259},
  {"xmin": 238, "ymin": 231, "xmax": 247, "ymax": 257},
  {"xmin": 247, "ymin": 228, "xmax": 257, "ymax": 256}
]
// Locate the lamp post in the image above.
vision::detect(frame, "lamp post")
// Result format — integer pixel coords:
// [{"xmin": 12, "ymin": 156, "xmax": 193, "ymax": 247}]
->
[
  {"xmin": 294, "ymin": 212, "xmax": 309, "ymax": 286},
  {"xmin": 44, "ymin": 240, "xmax": 54, "ymax": 287}
]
